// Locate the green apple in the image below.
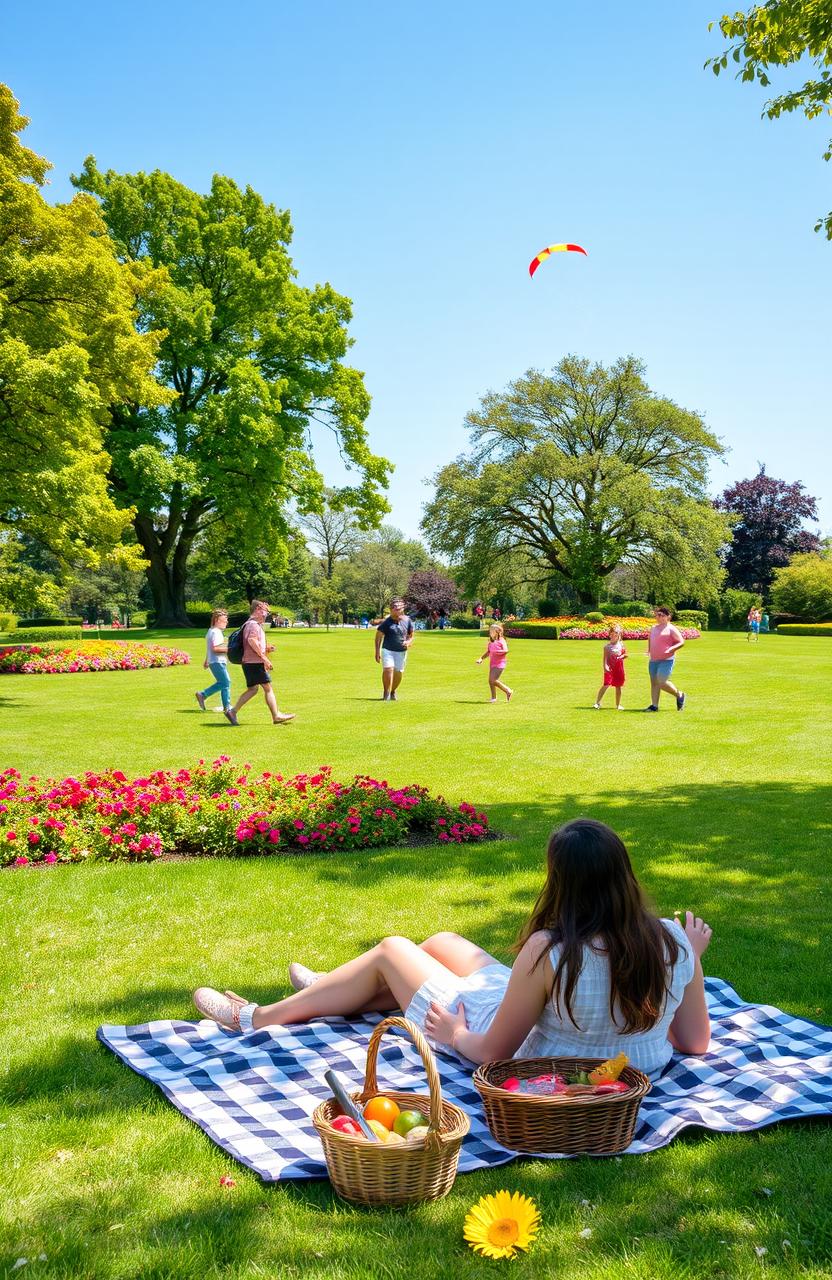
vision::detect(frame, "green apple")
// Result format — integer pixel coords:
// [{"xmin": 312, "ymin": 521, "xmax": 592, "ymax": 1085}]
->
[{"xmin": 393, "ymin": 1109, "xmax": 425, "ymax": 1138}]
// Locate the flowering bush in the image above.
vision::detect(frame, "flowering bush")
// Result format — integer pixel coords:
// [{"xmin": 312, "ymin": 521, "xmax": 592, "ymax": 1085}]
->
[
  {"xmin": 0, "ymin": 759, "xmax": 491, "ymax": 868},
  {"xmin": 559, "ymin": 624, "xmax": 701, "ymax": 640},
  {"xmin": 0, "ymin": 640, "xmax": 190, "ymax": 675}
]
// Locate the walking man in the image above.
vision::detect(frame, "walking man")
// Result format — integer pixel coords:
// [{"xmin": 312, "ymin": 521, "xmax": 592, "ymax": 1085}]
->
[
  {"xmin": 375, "ymin": 598, "xmax": 414, "ymax": 701},
  {"xmin": 645, "ymin": 606, "xmax": 686, "ymax": 712},
  {"xmin": 224, "ymin": 600, "xmax": 295, "ymax": 726}
]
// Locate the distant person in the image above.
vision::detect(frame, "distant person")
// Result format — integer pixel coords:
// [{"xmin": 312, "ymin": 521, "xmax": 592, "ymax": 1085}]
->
[
  {"xmin": 195, "ymin": 608, "xmax": 232, "ymax": 713},
  {"xmin": 593, "ymin": 622, "xmax": 627, "ymax": 710},
  {"xmin": 375, "ymin": 598, "xmax": 414, "ymax": 701},
  {"xmin": 645, "ymin": 607, "xmax": 686, "ymax": 712},
  {"xmin": 761, "ymin": 611, "xmax": 769, "ymax": 633},
  {"xmin": 473, "ymin": 602, "xmax": 484, "ymax": 620},
  {"xmin": 747, "ymin": 607, "xmax": 761, "ymax": 642},
  {"xmin": 224, "ymin": 600, "xmax": 295, "ymax": 726},
  {"xmin": 438, "ymin": 611, "xmax": 448, "ymax": 630},
  {"xmin": 476, "ymin": 621, "xmax": 512, "ymax": 703},
  {"xmin": 491, "ymin": 606, "xmax": 502, "ymax": 622}
]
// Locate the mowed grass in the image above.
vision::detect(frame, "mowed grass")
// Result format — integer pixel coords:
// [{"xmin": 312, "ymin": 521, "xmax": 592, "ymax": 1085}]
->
[{"xmin": 1, "ymin": 629, "xmax": 831, "ymax": 1280}]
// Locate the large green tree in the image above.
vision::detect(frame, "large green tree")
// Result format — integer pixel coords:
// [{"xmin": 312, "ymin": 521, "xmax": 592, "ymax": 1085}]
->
[
  {"xmin": 72, "ymin": 160, "xmax": 390, "ymax": 624},
  {"xmin": 707, "ymin": 1, "xmax": 832, "ymax": 237},
  {"xmin": 422, "ymin": 356, "xmax": 730, "ymax": 607},
  {"xmin": 0, "ymin": 86, "xmax": 165, "ymax": 564}
]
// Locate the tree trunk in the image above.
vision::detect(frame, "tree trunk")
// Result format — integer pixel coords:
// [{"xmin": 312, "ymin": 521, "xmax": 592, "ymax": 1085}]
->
[{"xmin": 134, "ymin": 515, "xmax": 191, "ymax": 626}]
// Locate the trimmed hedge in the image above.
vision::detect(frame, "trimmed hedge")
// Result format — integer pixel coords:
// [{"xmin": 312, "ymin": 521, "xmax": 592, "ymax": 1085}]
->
[
  {"xmin": 598, "ymin": 601, "xmax": 653, "ymax": 617},
  {"xmin": 10, "ymin": 626, "xmax": 83, "ymax": 643},
  {"xmin": 776, "ymin": 624, "xmax": 832, "ymax": 636},
  {"xmin": 504, "ymin": 623, "xmax": 561, "ymax": 640},
  {"xmin": 585, "ymin": 611, "xmax": 605, "ymax": 623},
  {"xmin": 20, "ymin": 616, "xmax": 83, "ymax": 627},
  {"xmin": 0, "ymin": 613, "xmax": 17, "ymax": 633},
  {"xmin": 449, "ymin": 613, "xmax": 480, "ymax": 630},
  {"xmin": 676, "ymin": 609, "xmax": 709, "ymax": 631}
]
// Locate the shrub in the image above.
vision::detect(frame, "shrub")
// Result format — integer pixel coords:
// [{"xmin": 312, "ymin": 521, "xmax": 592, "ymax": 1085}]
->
[
  {"xmin": 598, "ymin": 601, "xmax": 653, "ymax": 617},
  {"xmin": 771, "ymin": 554, "xmax": 832, "ymax": 621},
  {"xmin": 0, "ymin": 760, "xmax": 492, "ymax": 866},
  {"xmin": 130, "ymin": 611, "xmax": 147, "ymax": 628},
  {"xmin": 714, "ymin": 589, "xmax": 761, "ymax": 630},
  {"xmin": 21, "ymin": 616, "xmax": 83, "ymax": 627},
  {"xmin": 676, "ymin": 609, "xmax": 709, "ymax": 631},
  {"xmin": 186, "ymin": 610, "xmax": 214, "ymax": 628},
  {"xmin": 449, "ymin": 613, "xmax": 480, "ymax": 630},
  {"xmin": 775, "ymin": 624, "xmax": 832, "ymax": 636},
  {"xmin": 504, "ymin": 623, "xmax": 561, "ymax": 640},
  {"xmin": 584, "ymin": 611, "xmax": 605, "ymax": 623},
  {"xmin": 11, "ymin": 626, "xmax": 82, "ymax": 643},
  {"xmin": 0, "ymin": 613, "xmax": 17, "ymax": 634}
]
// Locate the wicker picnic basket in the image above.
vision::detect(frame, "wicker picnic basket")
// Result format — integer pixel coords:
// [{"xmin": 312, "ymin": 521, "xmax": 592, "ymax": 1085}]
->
[
  {"xmin": 473, "ymin": 1055, "xmax": 651, "ymax": 1155},
  {"xmin": 312, "ymin": 1016, "xmax": 470, "ymax": 1207}
]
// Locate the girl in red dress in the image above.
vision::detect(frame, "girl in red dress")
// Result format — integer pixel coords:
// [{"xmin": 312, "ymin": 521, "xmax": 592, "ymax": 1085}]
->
[{"xmin": 594, "ymin": 623, "xmax": 627, "ymax": 710}]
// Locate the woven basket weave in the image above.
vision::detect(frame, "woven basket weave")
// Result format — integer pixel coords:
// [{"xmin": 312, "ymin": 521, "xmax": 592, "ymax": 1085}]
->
[
  {"xmin": 312, "ymin": 1016, "xmax": 470, "ymax": 1206},
  {"xmin": 474, "ymin": 1055, "xmax": 650, "ymax": 1155}
]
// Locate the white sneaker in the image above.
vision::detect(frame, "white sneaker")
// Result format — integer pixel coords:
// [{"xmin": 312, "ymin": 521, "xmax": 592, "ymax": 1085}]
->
[
  {"xmin": 617, "ymin": 705, "xmax": 624, "ymax": 711},
  {"xmin": 288, "ymin": 962, "xmax": 321, "ymax": 991},
  {"xmin": 593, "ymin": 703, "xmax": 601, "ymax": 710}
]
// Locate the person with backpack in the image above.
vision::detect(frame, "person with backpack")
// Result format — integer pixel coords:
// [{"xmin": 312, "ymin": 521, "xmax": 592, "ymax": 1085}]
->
[{"xmin": 224, "ymin": 600, "xmax": 295, "ymax": 726}]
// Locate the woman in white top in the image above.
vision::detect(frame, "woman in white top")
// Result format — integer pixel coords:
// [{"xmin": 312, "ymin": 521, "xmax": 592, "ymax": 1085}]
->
[
  {"xmin": 193, "ymin": 820, "xmax": 712, "ymax": 1076},
  {"xmin": 195, "ymin": 608, "xmax": 231, "ymax": 713}
]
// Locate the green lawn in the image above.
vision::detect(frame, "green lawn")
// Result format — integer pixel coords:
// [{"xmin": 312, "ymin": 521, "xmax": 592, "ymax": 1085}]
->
[{"xmin": 1, "ymin": 629, "xmax": 831, "ymax": 1279}]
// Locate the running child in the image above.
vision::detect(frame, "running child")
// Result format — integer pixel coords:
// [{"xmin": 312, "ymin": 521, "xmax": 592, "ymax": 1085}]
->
[
  {"xmin": 594, "ymin": 622, "xmax": 627, "ymax": 710},
  {"xmin": 476, "ymin": 622, "xmax": 513, "ymax": 702}
]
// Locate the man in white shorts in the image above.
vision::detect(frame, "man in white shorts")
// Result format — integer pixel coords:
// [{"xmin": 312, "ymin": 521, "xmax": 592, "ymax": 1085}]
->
[{"xmin": 374, "ymin": 598, "xmax": 414, "ymax": 701}]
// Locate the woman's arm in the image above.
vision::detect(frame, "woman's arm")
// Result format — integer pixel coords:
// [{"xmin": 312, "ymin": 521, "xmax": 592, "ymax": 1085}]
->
[
  {"xmin": 667, "ymin": 912, "xmax": 712, "ymax": 1055},
  {"xmin": 424, "ymin": 933, "xmax": 551, "ymax": 1064}
]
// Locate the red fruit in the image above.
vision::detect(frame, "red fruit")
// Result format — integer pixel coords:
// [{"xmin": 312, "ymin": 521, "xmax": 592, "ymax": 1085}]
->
[
  {"xmin": 592, "ymin": 1081, "xmax": 629, "ymax": 1094},
  {"xmin": 331, "ymin": 1114, "xmax": 362, "ymax": 1136},
  {"xmin": 502, "ymin": 1077, "xmax": 521, "ymax": 1092}
]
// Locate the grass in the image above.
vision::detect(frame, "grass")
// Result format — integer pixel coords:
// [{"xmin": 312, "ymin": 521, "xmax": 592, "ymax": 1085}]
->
[{"xmin": 1, "ymin": 628, "xmax": 831, "ymax": 1279}]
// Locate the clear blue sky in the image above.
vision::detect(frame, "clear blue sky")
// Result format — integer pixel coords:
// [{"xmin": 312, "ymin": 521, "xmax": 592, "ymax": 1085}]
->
[{"xmin": 6, "ymin": 0, "xmax": 831, "ymax": 538}]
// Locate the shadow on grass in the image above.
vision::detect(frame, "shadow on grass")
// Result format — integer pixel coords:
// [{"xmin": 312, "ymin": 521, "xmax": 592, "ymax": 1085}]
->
[{"xmin": 13, "ymin": 1122, "xmax": 832, "ymax": 1279}]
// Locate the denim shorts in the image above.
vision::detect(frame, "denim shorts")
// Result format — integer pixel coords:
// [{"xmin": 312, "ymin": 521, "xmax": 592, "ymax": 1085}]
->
[{"xmin": 648, "ymin": 658, "xmax": 675, "ymax": 680}]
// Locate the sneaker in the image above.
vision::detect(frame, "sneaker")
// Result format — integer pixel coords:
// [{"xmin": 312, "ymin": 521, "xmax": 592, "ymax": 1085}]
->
[
  {"xmin": 489, "ymin": 698, "xmax": 497, "ymax": 703},
  {"xmin": 644, "ymin": 705, "xmax": 659, "ymax": 712},
  {"xmin": 390, "ymin": 692, "xmax": 397, "ymax": 701},
  {"xmin": 593, "ymin": 703, "xmax": 601, "ymax": 710},
  {"xmin": 195, "ymin": 691, "xmax": 206, "ymax": 711},
  {"xmin": 617, "ymin": 705, "xmax": 624, "ymax": 711},
  {"xmin": 223, "ymin": 708, "xmax": 239, "ymax": 726},
  {"xmin": 676, "ymin": 692, "xmax": 686, "ymax": 711},
  {"xmin": 506, "ymin": 689, "xmax": 513, "ymax": 702},
  {"xmin": 193, "ymin": 987, "xmax": 248, "ymax": 1031},
  {"xmin": 288, "ymin": 962, "xmax": 321, "ymax": 991},
  {"xmin": 382, "ymin": 692, "xmax": 390, "ymax": 701}
]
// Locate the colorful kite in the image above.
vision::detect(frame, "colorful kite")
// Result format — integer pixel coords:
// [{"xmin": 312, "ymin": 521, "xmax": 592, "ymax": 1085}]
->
[{"xmin": 529, "ymin": 242, "xmax": 587, "ymax": 278}]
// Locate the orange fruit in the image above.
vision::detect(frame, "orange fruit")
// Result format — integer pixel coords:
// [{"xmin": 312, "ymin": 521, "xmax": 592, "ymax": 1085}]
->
[{"xmin": 363, "ymin": 1095, "xmax": 401, "ymax": 1131}]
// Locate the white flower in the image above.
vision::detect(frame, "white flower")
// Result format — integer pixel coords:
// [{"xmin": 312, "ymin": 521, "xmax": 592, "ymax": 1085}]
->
[
  {"xmin": 579, "ymin": 1228, "xmax": 593, "ymax": 1239},
  {"xmin": 754, "ymin": 1246, "xmax": 768, "ymax": 1258}
]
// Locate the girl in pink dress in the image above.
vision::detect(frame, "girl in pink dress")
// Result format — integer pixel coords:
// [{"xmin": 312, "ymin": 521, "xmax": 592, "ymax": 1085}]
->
[
  {"xmin": 476, "ymin": 622, "xmax": 513, "ymax": 703},
  {"xmin": 594, "ymin": 622, "xmax": 627, "ymax": 710}
]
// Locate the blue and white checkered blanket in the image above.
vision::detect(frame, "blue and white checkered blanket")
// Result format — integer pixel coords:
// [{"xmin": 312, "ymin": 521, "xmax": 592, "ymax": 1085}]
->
[{"xmin": 97, "ymin": 978, "xmax": 832, "ymax": 1181}]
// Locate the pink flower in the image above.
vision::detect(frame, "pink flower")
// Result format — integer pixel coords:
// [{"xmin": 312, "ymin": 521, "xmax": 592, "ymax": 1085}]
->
[
  {"xmin": 297, "ymin": 834, "xmax": 310, "ymax": 845},
  {"xmin": 293, "ymin": 819, "xmax": 305, "ymax": 830},
  {"xmin": 44, "ymin": 852, "xmax": 58, "ymax": 864},
  {"xmin": 13, "ymin": 854, "xmax": 28, "ymax": 866},
  {"xmin": 6, "ymin": 831, "xmax": 16, "ymax": 841}
]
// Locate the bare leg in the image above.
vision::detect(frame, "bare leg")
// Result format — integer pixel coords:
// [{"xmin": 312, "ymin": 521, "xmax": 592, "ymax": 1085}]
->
[
  {"xmin": 382, "ymin": 666, "xmax": 394, "ymax": 696},
  {"xmin": 391, "ymin": 668, "xmax": 404, "ymax": 694},
  {"xmin": 493, "ymin": 677, "xmax": 512, "ymax": 700},
  {"xmin": 262, "ymin": 683, "xmax": 285, "ymax": 722},
  {"xmin": 615, "ymin": 686, "xmax": 622, "ymax": 707},
  {"xmin": 657, "ymin": 677, "xmax": 680, "ymax": 699},
  {"xmin": 252, "ymin": 936, "xmax": 457, "ymax": 1029},
  {"xmin": 419, "ymin": 931, "xmax": 499, "ymax": 976},
  {"xmin": 650, "ymin": 677, "xmax": 660, "ymax": 707},
  {"xmin": 595, "ymin": 685, "xmax": 606, "ymax": 705},
  {"xmin": 231, "ymin": 685, "xmax": 259, "ymax": 716},
  {"xmin": 488, "ymin": 677, "xmax": 497, "ymax": 702}
]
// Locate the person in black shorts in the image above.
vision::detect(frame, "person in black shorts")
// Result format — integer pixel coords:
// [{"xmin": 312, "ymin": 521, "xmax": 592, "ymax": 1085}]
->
[
  {"xmin": 374, "ymin": 598, "xmax": 414, "ymax": 701},
  {"xmin": 224, "ymin": 600, "xmax": 295, "ymax": 726}
]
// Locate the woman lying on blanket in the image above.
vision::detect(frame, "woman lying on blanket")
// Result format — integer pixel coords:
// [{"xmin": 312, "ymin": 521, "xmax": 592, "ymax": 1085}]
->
[{"xmin": 194, "ymin": 818, "xmax": 713, "ymax": 1078}]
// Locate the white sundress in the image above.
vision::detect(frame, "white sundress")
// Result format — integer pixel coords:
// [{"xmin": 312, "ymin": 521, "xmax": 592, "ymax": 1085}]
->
[{"xmin": 404, "ymin": 917, "xmax": 695, "ymax": 1080}]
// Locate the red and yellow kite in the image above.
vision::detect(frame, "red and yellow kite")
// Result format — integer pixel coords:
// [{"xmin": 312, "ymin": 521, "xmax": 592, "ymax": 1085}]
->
[{"xmin": 529, "ymin": 242, "xmax": 587, "ymax": 278}]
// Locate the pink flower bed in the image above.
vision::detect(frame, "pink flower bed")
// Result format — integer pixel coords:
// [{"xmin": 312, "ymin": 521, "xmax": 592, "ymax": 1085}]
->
[
  {"xmin": 0, "ymin": 759, "xmax": 491, "ymax": 867},
  {"xmin": 0, "ymin": 640, "xmax": 190, "ymax": 674},
  {"xmin": 559, "ymin": 626, "xmax": 701, "ymax": 640}
]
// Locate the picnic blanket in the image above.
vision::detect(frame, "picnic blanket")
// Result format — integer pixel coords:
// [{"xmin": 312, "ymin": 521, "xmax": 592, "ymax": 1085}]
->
[{"xmin": 97, "ymin": 977, "xmax": 832, "ymax": 1182}]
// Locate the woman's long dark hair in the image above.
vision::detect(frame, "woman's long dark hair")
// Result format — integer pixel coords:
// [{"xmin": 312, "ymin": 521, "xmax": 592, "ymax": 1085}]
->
[{"xmin": 516, "ymin": 818, "xmax": 679, "ymax": 1034}]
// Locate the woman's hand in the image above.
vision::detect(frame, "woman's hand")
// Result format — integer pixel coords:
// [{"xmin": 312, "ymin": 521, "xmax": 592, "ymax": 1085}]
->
[
  {"xmin": 677, "ymin": 910, "xmax": 712, "ymax": 958},
  {"xmin": 476, "ymin": 657, "xmax": 483, "ymax": 665},
  {"xmin": 424, "ymin": 1000, "xmax": 468, "ymax": 1049}
]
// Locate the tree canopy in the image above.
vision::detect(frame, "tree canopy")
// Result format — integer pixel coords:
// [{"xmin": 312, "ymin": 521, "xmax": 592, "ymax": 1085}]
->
[
  {"xmin": 707, "ymin": 0, "xmax": 832, "ymax": 237},
  {"xmin": 422, "ymin": 356, "xmax": 730, "ymax": 607},
  {"xmin": 405, "ymin": 569, "xmax": 459, "ymax": 617},
  {"xmin": 771, "ymin": 552, "xmax": 832, "ymax": 618},
  {"xmin": 72, "ymin": 159, "xmax": 391, "ymax": 624},
  {"xmin": 715, "ymin": 466, "xmax": 820, "ymax": 595},
  {"xmin": 0, "ymin": 85, "xmax": 165, "ymax": 565}
]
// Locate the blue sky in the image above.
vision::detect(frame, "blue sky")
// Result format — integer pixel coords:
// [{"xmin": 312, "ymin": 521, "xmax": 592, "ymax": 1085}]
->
[{"xmin": 5, "ymin": 0, "xmax": 831, "ymax": 538}]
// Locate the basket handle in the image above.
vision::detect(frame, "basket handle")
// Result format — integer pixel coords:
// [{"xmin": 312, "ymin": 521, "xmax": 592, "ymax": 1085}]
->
[{"xmin": 362, "ymin": 1016, "xmax": 444, "ymax": 1146}]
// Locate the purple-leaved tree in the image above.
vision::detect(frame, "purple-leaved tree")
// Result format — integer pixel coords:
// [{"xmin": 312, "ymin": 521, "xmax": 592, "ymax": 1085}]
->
[{"xmin": 715, "ymin": 467, "xmax": 820, "ymax": 595}]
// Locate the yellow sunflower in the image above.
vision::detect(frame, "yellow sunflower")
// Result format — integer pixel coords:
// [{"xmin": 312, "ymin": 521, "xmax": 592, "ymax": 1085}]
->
[{"xmin": 463, "ymin": 1190, "xmax": 541, "ymax": 1260}]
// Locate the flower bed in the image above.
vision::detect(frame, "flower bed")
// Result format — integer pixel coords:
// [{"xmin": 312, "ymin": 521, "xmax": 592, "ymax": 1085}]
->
[
  {"xmin": 0, "ymin": 759, "xmax": 491, "ymax": 867},
  {"xmin": 559, "ymin": 625, "xmax": 701, "ymax": 640},
  {"xmin": 0, "ymin": 640, "xmax": 190, "ymax": 675}
]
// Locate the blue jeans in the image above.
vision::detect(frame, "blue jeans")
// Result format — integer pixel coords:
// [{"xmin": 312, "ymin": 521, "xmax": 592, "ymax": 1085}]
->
[{"xmin": 201, "ymin": 661, "xmax": 232, "ymax": 710}]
